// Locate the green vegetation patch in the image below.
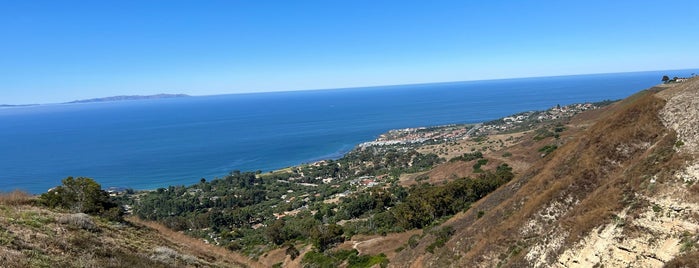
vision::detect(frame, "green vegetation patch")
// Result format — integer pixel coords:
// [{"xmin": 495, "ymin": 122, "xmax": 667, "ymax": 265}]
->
[
  {"xmin": 449, "ymin": 151, "xmax": 483, "ymax": 162},
  {"xmin": 348, "ymin": 253, "xmax": 388, "ymax": 268},
  {"xmin": 675, "ymin": 139, "xmax": 685, "ymax": 147},
  {"xmin": 301, "ymin": 249, "xmax": 388, "ymax": 268},
  {"xmin": 0, "ymin": 228, "xmax": 14, "ymax": 246},
  {"xmin": 472, "ymin": 158, "xmax": 489, "ymax": 173},
  {"xmin": 538, "ymin": 145, "xmax": 558, "ymax": 156},
  {"xmin": 680, "ymin": 231, "xmax": 698, "ymax": 252},
  {"xmin": 393, "ymin": 164, "xmax": 513, "ymax": 229},
  {"xmin": 14, "ymin": 211, "xmax": 53, "ymax": 229},
  {"xmin": 533, "ymin": 128, "xmax": 555, "ymax": 141}
]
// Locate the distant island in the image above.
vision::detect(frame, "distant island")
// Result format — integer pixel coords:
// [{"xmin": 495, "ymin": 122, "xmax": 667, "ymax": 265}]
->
[
  {"xmin": 0, "ymin": 104, "xmax": 38, "ymax": 108},
  {"xmin": 66, "ymin": 93, "xmax": 190, "ymax": 104}
]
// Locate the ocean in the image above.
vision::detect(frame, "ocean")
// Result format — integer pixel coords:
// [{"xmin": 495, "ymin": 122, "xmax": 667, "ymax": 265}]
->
[{"xmin": 1, "ymin": 70, "xmax": 695, "ymax": 193}]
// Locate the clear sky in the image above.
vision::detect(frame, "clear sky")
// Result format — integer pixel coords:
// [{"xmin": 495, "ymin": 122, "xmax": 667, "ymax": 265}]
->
[{"xmin": 1, "ymin": 1, "xmax": 698, "ymax": 104}]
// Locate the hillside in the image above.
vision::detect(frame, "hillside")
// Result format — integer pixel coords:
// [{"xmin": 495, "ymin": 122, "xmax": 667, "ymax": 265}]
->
[
  {"xmin": 0, "ymin": 191, "xmax": 259, "ymax": 267},
  {"xmin": 391, "ymin": 77, "xmax": 699, "ymax": 267}
]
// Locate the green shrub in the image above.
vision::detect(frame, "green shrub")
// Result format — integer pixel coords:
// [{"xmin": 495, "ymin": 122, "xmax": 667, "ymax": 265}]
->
[
  {"xmin": 676, "ymin": 140, "xmax": 685, "ymax": 147},
  {"xmin": 449, "ymin": 151, "xmax": 483, "ymax": 162},
  {"xmin": 348, "ymin": 253, "xmax": 388, "ymax": 268},
  {"xmin": 679, "ymin": 232, "xmax": 697, "ymax": 252},
  {"xmin": 473, "ymin": 159, "xmax": 489, "ymax": 172},
  {"xmin": 408, "ymin": 234, "xmax": 421, "ymax": 249},
  {"xmin": 538, "ymin": 145, "xmax": 558, "ymax": 156},
  {"xmin": 286, "ymin": 245, "xmax": 300, "ymax": 260}
]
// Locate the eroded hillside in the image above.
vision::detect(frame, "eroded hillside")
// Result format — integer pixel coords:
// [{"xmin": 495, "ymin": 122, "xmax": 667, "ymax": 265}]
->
[{"xmin": 391, "ymin": 78, "xmax": 699, "ymax": 267}]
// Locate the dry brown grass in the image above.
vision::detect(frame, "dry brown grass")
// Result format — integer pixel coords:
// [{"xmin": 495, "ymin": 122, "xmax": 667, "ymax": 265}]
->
[
  {"xmin": 0, "ymin": 190, "xmax": 34, "ymax": 206},
  {"xmin": 257, "ymin": 246, "xmax": 288, "ymax": 267},
  {"xmin": 555, "ymin": 91, "xmax": 675, "ymax": 241},
  {"xmin": 58, "ymin": 213, "xmax": 98, "ymax": 231},
  {"xmin": 0, "ymin": 194, "xmax": 259, "ymax": 267},
  {"xmin": 392, "ymin": 89, "xmax": 684, "ymax": 267},
  {"xmin": 126, "ymin": 216, "xmax": 263, "ymax": 268},
  {"xmin": 400, "ymin": 158, "xmax": 505, "ymax": 186},
  {"xmin": 664, "ymin": 251, "xmax": 699, "ymax": 268}
]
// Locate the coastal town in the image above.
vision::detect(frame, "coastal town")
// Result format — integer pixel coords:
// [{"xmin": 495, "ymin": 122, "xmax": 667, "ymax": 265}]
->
[{"xmin": 358, "ymin": 100, "xmax": 612, "ymax": 148}]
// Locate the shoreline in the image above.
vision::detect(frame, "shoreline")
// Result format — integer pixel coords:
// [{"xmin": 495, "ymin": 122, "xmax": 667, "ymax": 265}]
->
[
  {"xmin": 167, "ymin": 99, "xmax": 615, "ymax": 190},
  {"xmin": 21, "ymin": 99, "xmax": 616, "ymax": 195}
]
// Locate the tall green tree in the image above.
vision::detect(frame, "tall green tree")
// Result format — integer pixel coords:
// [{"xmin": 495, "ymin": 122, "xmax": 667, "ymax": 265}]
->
[
  {"xmin": 40, "ymin": 177, "xmax": 121, "ymax": 219},
  {"xmin": 310, "ymin": 224, "xmax": 344, "ymax": 251}
]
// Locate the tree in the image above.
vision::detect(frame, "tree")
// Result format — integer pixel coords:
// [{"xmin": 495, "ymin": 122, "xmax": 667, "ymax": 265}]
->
[
  {"xmin": 266, "ymin": 219, "xmax": 287, "ymax": 245},
  {"xmin": 285, "ymin": 245, "xmax": 300, "ymax": 260},
  {"xmin": 310, "ymin": 224, "xmax": 344, "ymax": 251},
  {"xmin": 40, "ymin": 177, "xmax": 122, "ymax": 220},
  {"xmin": 662, "ymin": 75, "xmax": 670, "ymax": 83}
]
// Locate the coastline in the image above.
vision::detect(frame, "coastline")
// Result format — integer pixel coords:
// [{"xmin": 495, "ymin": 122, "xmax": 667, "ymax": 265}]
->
[
  {"xmin": 3, "ymin": 72, "xmax": 672, "ymax": 194},
  {"xmin": 22, "ymin": 99, "xmax": 619, "ymax": 195},
  {"xmin": 218, "ymin": 99, "xmax": 615, "ymax": 188}
]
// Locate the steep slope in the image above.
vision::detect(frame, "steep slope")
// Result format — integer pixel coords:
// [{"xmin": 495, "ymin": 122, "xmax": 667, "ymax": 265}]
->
[
  {"xmin": 392, "ymin": 78, "xmax": 699, "ymax": 267},
  {"xmin": 0, "ymin": 192, "xmax": 259, "ymax": 267}
]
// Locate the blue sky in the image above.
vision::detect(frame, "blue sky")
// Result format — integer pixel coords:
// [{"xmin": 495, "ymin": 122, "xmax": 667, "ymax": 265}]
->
[{"xmin": 1, "ymin": 1, "xmax": 698, "ymax": 104}]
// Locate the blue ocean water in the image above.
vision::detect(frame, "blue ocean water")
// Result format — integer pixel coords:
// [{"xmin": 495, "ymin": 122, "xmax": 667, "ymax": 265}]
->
[{"xmin": 1, "ymin": 70, "xmax": 696, "ymax": 193}]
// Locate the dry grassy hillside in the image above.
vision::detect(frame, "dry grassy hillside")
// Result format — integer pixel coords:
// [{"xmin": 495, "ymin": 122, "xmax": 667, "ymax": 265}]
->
[
  {"xmin": 0, "ymin": 191, "xmax": 259, "ymax": 268},
  {"xmin": 391, "ymin": 78, "xmax": 699, "ymax": 267}
]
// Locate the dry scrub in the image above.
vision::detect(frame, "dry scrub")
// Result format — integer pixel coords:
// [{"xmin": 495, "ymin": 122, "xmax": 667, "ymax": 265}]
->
[
  {"xmin": 391, "ymin": 89, "xmax": 687, "ymax": 267},
  {"xmin": 0, "ymin": 190, "xmax": 34, "ymax": 206}
]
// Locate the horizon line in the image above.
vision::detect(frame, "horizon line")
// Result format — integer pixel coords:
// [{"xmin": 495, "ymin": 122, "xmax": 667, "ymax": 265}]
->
[
  {"xmin": 4, "ymin": 67, "xmax": 698, "ymax": 106},
  {"xmin": 212, "ymin": 67, "xmax": 698, "ymax": 97}
]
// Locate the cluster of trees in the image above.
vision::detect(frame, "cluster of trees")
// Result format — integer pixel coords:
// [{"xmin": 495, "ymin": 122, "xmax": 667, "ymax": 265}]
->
[
  {"xmin": 331, "ymin": 164, "xmax": 514, "ymax": 235},
  {"xmin": 336, "ymin": 186, "xmax": 406, "ymax": 220},
  {"xmin": 266, "ymin": 148, "xmax": 441, "ymax": 185},
  {"xmin": 342, "ymin": 148, "xmax": 443, "ymax": 178},
  {"xmin": 133, "ymin": 171, "xmax": 285, "ymax": 231},
  {"xmin": 40, "ymin": 177, "xmax": 123, "ymax": 221},
  {"xmin": 131, "ymin": 170, "xmax": 353, "ymax": 251},
  {"xmin": 662, "ymin": 75, "xmax": 680, "ymax": 83},
  {"xmin": 125, "ymin": 146, "xmax": 507, "ymax": 260},
  {"xmin": 392, "ymin": 163, "xmax": 513, "ymax": 229}
]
